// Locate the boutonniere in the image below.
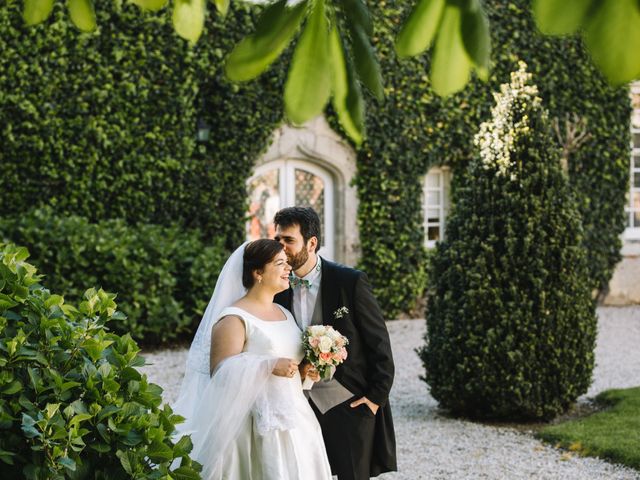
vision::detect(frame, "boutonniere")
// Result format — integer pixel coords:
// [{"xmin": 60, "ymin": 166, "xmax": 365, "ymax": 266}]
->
[{"xmin": 333, "ymin": 306, "xmax": 349, "ymax": 320}]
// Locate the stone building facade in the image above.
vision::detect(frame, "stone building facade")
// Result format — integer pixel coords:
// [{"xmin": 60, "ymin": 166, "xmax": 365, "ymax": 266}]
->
[
  {"xmin": 604, "ymin": 83, "xmax": 640, "ymax": 304},
  {"xmin": 246, "ymin": 86, "xmax": 640, "ymax": 304}
]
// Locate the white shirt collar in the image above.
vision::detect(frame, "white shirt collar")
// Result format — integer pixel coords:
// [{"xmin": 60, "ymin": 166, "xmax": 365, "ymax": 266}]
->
[{"xmin": 300, "ymin": 256, "xmax": 322, "ymax": 284}]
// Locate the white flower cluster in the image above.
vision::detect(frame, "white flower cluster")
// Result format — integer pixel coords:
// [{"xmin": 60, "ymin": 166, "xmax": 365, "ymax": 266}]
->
[
  {"xmin": 308, "ymin": 325, "xmax": 343, "ymax": 343},
  {"xmin": 333, "ymin": 306, "xmax": 349, "ymax": 319},
  {"xmin": 473, "ymin": 61, "xmax": 543, "ymax": 179}
]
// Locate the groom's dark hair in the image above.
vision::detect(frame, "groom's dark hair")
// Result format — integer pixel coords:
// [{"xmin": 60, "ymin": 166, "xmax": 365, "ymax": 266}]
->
[
  {"xmin": 274, "ymin": 207, "xmax": 321, "ymax": 252},
  {"xmin": 243, "ymin": 239, "xmax": 284, "ymax": 289}
]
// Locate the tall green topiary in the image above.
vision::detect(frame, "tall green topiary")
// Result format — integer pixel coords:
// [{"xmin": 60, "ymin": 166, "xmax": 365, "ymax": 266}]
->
[
  {"xmin": 420, "ymin": 63, "xmax": 597, "ymax": 420},
  {"xmin": 0, "ymin": 243, "xmax": 201, "ymax": 478}
]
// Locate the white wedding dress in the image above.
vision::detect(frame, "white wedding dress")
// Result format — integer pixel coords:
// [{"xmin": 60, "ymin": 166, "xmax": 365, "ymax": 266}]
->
[{"xmin": 183, "ymin": 304, "xmax": 332, "ymax": 480}]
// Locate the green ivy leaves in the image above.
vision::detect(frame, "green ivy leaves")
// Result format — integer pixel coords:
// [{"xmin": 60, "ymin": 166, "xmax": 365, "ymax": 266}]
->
[
  {"xmin": 18, "ymin": 0, "xmax": 640, "ymax": 141},
  {"xmin": 533, "ymin": 0, "xmax": 640, "ymax": 84}
]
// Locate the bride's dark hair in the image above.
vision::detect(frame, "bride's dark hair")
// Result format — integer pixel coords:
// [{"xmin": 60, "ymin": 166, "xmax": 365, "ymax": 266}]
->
[{"xmin": 242, "ymin": 239, "xmax": 284, "ymax": 288}]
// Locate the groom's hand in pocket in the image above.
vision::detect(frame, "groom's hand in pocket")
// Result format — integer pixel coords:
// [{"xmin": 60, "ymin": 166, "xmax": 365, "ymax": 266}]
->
[{"xmin": 350, "ymin": 396, "xmax": 379, "ymax": 415}]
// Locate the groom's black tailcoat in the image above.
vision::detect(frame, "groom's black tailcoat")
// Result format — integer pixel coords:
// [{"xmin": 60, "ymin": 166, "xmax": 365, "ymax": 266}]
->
[{"xmin": 275, "ymin": 258, "xmax": 397, "ymax": 479}]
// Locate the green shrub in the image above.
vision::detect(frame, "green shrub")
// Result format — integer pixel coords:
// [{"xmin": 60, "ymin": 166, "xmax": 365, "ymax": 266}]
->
[
  {"xmin": 0, "ymin": 243, "xmax": 201, "ymax": 478},
  {"xmin": 420, "ymin": 64, "xmax": 597, "ymax": 421},
  {"xmin": 0, "ymin": 208, "xmax": 228, "ymax": 346}
]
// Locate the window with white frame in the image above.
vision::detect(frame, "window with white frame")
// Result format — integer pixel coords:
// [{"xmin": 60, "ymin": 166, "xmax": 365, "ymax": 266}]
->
[
  {"xmin": 626, "ymin": 82, "xmax": 640, "ymax": 239},
  {"xmin": 423, "ymin": 167, "xmax": 452, "ymax": 248}
]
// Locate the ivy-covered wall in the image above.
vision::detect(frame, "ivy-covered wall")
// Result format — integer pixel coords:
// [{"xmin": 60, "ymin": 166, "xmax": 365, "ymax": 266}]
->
[
  {"xmin": 0, "ymin": 1, "xmax": 283, "ymax": 247},
  {"xmin": 189, "ymin": 5, "xmax": 287, "ymax": 247},
  {"xmin": 0, "ymin": 0, "xmax": 630, "ymax": 327},
  {"xmin": 0, "ymin": 1, "xmax": 284, "ymax": 342},
  {"xmin": 346, "ymin": 0, "xmax": 630, "ymax": 318},
  {"xmin": 0, "ymin": 1, "xmax": 199, "ymax": 227}
]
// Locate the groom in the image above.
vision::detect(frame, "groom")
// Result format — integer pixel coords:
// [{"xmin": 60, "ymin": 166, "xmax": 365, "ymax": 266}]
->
[{"xmin": 273, "ymin": 206, "xmax": 396, "ymax": 480}]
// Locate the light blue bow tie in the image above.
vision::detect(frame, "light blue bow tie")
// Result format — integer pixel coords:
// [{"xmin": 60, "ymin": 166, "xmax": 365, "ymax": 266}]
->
[{"xmin": 289, "ymin": 275, "xmax": 311, "ymax": 289}]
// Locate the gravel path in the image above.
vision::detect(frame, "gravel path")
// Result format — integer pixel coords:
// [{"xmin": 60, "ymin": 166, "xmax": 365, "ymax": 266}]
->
[{"xmin": 140, "ymin": 307, "xmax": 640, "ymax": 479}]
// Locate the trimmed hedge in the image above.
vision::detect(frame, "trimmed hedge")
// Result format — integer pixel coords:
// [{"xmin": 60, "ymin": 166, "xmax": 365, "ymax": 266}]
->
[
  {"xmin": 420, "ymin": 65, "xmax": 597, "ymax": 420},
  {"xmin": 0, "ymin": 208, "xmax": 227, "ymax": 345},
  {"xmin": 0, "ymin": 243, "xmax": 200, "ymax": 478}
]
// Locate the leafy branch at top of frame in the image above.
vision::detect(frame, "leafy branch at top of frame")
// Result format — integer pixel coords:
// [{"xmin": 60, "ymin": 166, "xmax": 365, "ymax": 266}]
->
[{"xmin": 20, "ymin": 0, "xmax": 640, "ymax": 145}]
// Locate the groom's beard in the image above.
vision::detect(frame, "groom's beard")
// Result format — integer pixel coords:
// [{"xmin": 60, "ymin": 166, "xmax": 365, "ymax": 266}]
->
[{"xmin": 287, "ymin": 247, "xmax": 309, "ymax": 271}]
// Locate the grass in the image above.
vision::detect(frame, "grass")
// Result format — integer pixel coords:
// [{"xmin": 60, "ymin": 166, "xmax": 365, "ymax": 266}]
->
[{"xmin": 537, "ymin": 387, "xmax": 640, "ymax": 470}]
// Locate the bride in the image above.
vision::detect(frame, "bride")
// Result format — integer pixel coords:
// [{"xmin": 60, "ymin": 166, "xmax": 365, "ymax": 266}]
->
[{"xmin": 172, "ymin": 239, "xmax": 332, "ymax": 480}]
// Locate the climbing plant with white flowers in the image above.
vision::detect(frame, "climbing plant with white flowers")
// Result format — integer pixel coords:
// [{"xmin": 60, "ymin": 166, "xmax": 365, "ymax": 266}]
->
[{"xmin": 473, "ymin": 61, "xmax": 546, "ymax": 179}]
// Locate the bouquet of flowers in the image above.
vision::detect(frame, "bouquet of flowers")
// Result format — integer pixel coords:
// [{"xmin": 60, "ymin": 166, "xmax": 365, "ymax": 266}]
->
[{"xmin": 301, "ymin": 325, "xmax": 349, "ymax": 390}]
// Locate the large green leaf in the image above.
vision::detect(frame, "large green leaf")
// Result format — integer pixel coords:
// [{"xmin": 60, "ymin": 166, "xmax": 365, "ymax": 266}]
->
[
  {"xmin": 2, "ymin": 380, "xmax": 22, "ymax": 395},
  {"xmin": 284, "ymin": 0, "xmax": 331, "ymax": 124},
  {"xmin": 23, "ymin": 0, "xmax": 54, "ymax": 25},
  {"xmin": 225, "ymin": 0, "xmax": 307, "ymax": 82},
  {"xmin": 395, "ymin": 0, "xmax": 445, "ymax": 57},
  {"xmin": 68, "ymin": 0, "xmax": 96, "ymax": 32},
  {"xmin": 342, "ymin": 0, "xmax": 372, "ymax": 35},
  {"xmin": 172, "ymin": 467, "xmax": 202, "ymax": 480},
  {"xmin": 329, "ymin": 25, "xmax": 364, "ymax": 145},
  {"xmin": 129, "ymin": 0, "xmax": 168, "ymax": 11},
  {"xmin": 116, "ymin": 450, "xmax": 135, "ymax": 475},
  {"xmin": 431, "ymin": 2, "xmax": 472, "ymax": 96},
  {"xmin": 583, "ymin": 0, "xmax": 640, "ymax": 84},
  {"xmin": 348, "ymin": 24, "xmax": 384, "ymax": 100},
  {"xmin": 214, "ymin": 0, "xmax": 229, "ymax": 16},
  {"xmin": 146, "ymin": 440, "xmax": 173, "ymax": 463},
  {"xmin": 172, "ymin": 435, "xmax": 193, "ymax": 457},
  {"xmin": 0, "ymin": 293, "xmax": 18, "ymax": 310},
  {"xmin": 461, "ymin": 2, "xmax": 490, "ymax": 80},
  {"xmin": 532, "ymin": 0, "xmax": 593, "ymax": 35},
  {"xmin": 172, "ymin": 0, "xmax": 205, "ymax": 43}
]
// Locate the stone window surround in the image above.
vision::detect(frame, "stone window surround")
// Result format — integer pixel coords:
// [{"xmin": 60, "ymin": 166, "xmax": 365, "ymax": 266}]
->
[
  {"xmin": 253, "ymin": 116, "xmax": 359, "ymax": 266},
  {"xmin": 422, "ymin": 166, "xmax": 452, "ymax": 249},
  {"xmin": 626, "ymin": 82, "xmax": 640, "ymax": 243}
]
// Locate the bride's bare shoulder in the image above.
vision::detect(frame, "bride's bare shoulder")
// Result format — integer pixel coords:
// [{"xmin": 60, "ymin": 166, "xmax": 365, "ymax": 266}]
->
[{"xmin": 213, "ymin": 313, "xmax": 246, "ymax": 332}]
